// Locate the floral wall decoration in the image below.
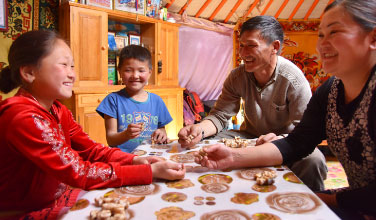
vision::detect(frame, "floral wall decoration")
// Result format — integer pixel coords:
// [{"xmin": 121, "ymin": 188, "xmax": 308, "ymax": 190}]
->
[
  {"xmin": 2, "ymin": 0, "xmax": 58, "ymax": 40},
  {"xmin": 4, "ymin": 0, "xmax": 33, "ymax": 40},
  {"xmin": 280, "ymin": 20, "xmax": 331, "ymax": 93},
  {"xmin": 233, "ymin": 19, "xmax": 331, "ymax": 93},
  {"xmin": 280, "ymin": 20, "xmax": 320, "ymax": 32},
  {"xmin": 34, "ymin": 0, "xmax": 59, "ymax": 30},
  {"xmin": 283, "ymin": 50, "xmax": 330, "ymax": 93}
]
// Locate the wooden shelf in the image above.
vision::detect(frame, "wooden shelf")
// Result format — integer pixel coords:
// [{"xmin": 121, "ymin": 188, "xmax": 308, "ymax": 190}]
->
[
  {"xmin": 64, "ymin": 2, "xmax": 180, "ymax": 26},
  {"xmin": 59, "ymin": 2, "xmax": 184, "ymax": 143}
]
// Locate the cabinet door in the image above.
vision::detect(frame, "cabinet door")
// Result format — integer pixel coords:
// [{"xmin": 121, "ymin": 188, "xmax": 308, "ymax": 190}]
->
[
  {"xmin": 79, "ymin": 106, "xmax": 108, "ymax": 145},
  {"xmin": 76, "ymin": 94, "xmax": 109, "ymax": 145},
  {"xmin": 156, "ymin": 23, "xmax": 179, "ymax": 86},
  {"xmin": 152, "ymin": 89, "xmax": 183, "ymax": 139},
  {"xmin": 70, "ymin": 7, "xmax": 108, "ymax": 87}
]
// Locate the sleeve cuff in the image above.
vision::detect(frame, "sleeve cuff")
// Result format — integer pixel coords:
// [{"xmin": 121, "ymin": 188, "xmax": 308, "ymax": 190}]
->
[
  {"xmin": 119, "ymin": 164, "xmax": 153, "ymax": 185},
  {"xmin": 203, "ymin": 117, "xmax": 222, "ymax": 134}
]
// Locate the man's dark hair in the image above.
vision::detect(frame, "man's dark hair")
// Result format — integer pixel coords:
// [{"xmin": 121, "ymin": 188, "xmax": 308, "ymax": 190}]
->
[{"xmin": 240, "ymin": 16, "xmax": 284, "ymax": 54}]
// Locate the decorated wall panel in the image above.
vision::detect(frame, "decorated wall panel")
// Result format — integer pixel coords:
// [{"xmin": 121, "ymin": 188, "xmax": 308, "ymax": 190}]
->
[
  {"xmin": 280, "ymin": 20, "xmax": 330, "ymax": 92},
  {"xmin": 0, "ymin": 0, "xmax": 58, "ymax": 100}
]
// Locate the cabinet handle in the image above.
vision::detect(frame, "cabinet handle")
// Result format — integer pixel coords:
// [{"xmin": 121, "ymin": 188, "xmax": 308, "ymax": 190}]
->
[
  {"xmin": 101, "ymin": 46, "xmax": 106, "ymax": 51},
  {"xmin": 158, "ymin": 60, "xmax": 162, "ymax": 74},
  {"xmin": 97, "ymin": 98, "xmax": 101, "ymax": 103},
  {"xmin": 158, "ymin": 51, "xmax": 162, "ymax": 55}
]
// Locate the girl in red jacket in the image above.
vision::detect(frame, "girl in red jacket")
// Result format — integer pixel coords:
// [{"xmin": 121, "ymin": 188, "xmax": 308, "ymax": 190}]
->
[{"xmin": 0, "ymin": 30, "xmax": 185, "ymax": 219}]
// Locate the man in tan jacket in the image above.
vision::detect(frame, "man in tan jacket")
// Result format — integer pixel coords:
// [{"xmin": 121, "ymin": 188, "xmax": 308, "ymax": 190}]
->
[{"xmin": 178, "ymin": 16, "xmax": 327, "ymax": 191}]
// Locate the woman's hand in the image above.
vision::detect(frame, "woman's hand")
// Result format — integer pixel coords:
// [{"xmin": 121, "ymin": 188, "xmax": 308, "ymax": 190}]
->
[
  {"xmin": 194, "ymin": 144, "xmax": 234, "ymax": 170},
  {"xmin": 151, "ymin": 161, "xmax": 185, "ymax": 180}
]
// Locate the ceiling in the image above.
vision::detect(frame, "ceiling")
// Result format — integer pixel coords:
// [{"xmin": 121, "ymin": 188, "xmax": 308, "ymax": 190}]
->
[{"xmin": 162, "ymin": 0, "xmax": 334, "ymax": 25}]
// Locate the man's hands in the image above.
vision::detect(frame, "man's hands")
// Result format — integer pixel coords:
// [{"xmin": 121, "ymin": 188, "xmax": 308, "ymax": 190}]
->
[
  {"xmin": 194, "ymin": 144, "xmax": 234, "ymax": 170},
  {"xmin": 178, "ymin": 124, "xmax": 203, "ymax": 148}
]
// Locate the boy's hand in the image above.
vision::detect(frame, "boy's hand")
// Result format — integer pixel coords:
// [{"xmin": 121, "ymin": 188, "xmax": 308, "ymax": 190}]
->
[
  {"xmin": 133, "ymin": 156, "xmax": 164, "ymax": 165},
  {"xmin": 178, "ymin": 124, "xmax": 202, "ymax": 148},
  {"xmin": 151, "ymin": 161, "xmax": 185, "ymax": 180},
  {"xmin": 151, "ymin": 128, "xmax": 168, "ymax": 144},
  {"xmin": 124, "ymin": 123, "xmax": 143, "ymax": 139},
  {"xmin": 194, "ymin": 144, "xmax": 234, "ymax": 170}
]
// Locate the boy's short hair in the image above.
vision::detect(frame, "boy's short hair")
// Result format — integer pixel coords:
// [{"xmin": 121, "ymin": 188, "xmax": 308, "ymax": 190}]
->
[{"xmin": 118, "ymin": 45, "xmax": 153, "ymax": 70}]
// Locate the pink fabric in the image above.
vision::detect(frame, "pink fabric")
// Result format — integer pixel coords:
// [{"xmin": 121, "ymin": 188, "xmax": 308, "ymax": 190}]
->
[
  {"xmin": 178, "ymin": 26, "xmax": 233, "ymax": 101},
  {"xmin": 169, "ymin": 13, "xmax": 234, "ymax": 34}
]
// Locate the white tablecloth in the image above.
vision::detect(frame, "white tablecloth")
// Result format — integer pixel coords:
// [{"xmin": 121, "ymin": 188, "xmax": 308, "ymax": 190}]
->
[{"xmin": 61, "ymin": 140, "xmax": 340, "ymax": 220}]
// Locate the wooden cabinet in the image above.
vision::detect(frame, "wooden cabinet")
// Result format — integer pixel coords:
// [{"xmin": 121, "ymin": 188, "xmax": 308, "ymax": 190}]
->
[
  {"xmin": 59, "ymin": 3, "xmax": 183, "ymax": 144},
  {"xmin": 59, "ymin": 2, "xmax": 180, "ymax": 87},
  {"xmin": 60, "ymin": 5, "xmax": 108, "ymax": 87},
  {"xmin": 156, "ymin": 23, "xmax": 179, "ymax": 86},
  {"xmin": 151, "ymin": 87, "xmax": 184, "ymax": 138}
]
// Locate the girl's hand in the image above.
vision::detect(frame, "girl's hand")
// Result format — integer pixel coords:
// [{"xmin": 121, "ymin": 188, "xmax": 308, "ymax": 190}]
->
[
  {"xmin": 151, "ymin": 128, "xmax": 168, "ymax": 144},
  {"xmin": 124, "ymin": 123, "xmax": 143, "ymax": 139},
  {"xmin": 151, "ymin": 161, "xmax": 185, "ymax": 180},
  {"xmin": 133, "ymin": 156, "xmax": 164, "ymax": 165},
  {"xmin": 194, "ymin": 144, "xmax": 234, "ymax": 170}
]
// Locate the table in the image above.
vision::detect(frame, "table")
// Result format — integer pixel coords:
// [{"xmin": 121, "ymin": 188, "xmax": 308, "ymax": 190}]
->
[{"xmin": 61, "ymin": 140, "xmax": 340, "ymax": 220}]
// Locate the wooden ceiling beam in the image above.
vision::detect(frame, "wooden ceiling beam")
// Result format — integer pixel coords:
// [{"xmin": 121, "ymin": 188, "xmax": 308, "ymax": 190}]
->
[
  {"xmin": 243, "ymin": 0, "xmax": 260, "ymax": 18},
  {"xmin": 261, "ymin": 0, "xmax": 273, "ymax": 15},
  {"xmin": 320, "ymin": 0, "xmax": 335, "ymax": 19},
  {"xmin": 165, "ymin": 0, "xmax": 175, "ymax": 9},
  {"xmin": 195, "ymin": 0, "xmax": 213, "ymax": 18},
  {"xmin": 209, "ymin": 0, "xmax": 228, "ymax": 21},
  {"xmin": 274, "ymin": 0, "xmax": 289, "ymax": 18},
  {"xmin": 179, "ymin": 0, "xmax": 193, "ymax": 15},
  {"xmin": 304, "ymin": 0, "xmax": 319, "ymax": 20},
  {"xmin": 288, "ymin": 0, "xmax": 304, "ymax": 20},
  {"xmin": 224, "ymin": 0, "xmax": 243, "ymax": 23}
]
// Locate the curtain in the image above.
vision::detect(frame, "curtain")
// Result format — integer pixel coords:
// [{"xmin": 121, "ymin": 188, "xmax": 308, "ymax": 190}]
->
[{"xmin": 178, "ymin": 26, "xmax": 233, "ymax": 101}]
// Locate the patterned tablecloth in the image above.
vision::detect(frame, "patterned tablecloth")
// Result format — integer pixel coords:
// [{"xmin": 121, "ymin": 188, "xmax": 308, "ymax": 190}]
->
[{"xmin": 61, "ymin": 140, "xmax": 340, "ymax": 220}]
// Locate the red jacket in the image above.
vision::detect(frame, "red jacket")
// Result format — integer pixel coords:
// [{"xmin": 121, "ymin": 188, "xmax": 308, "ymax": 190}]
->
[{"xmin": 0, "ymin": 89, "xmax": 152, "ymax": 212}]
